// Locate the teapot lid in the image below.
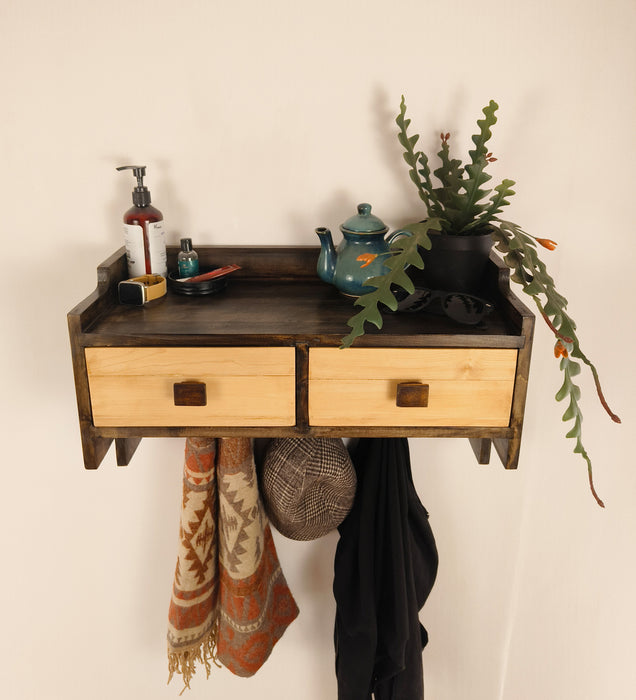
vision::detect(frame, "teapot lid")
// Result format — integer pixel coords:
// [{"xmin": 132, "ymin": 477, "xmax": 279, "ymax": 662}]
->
[{"xmin": 341, "ymin": 203, "xmax": 388, "ymax": 234}]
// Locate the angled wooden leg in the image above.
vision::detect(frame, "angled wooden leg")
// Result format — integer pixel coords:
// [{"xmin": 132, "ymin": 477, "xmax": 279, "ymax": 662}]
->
[
  {"xmin": 494, "ymin": 436, "xmax": 520, "ymax": 470},
  {"xmin": 469, "ymin": 437, "xmax": 492, "ymax": 465},
  {"xmin": 80, "ymin": 422, "xmax": 113, "ymax": 470},
  {"xmin": 115, "ymin": 437, "xmax": 142, "ymax": 466}
]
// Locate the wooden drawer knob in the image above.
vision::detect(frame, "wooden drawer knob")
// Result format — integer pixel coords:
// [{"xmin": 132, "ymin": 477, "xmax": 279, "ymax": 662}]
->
[
  {"xmin": 174, "ymin": 381, "xmax": 207, "ymax": 406},
  {"xmin": 396, "ymin": 382, "xmax": 429, "ymax": 408}
]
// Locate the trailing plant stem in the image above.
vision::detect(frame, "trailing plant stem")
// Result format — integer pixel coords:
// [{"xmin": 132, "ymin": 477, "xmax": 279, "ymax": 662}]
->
[{"xmin": 490, "ymin": 220, "xmax": 620, "ymax": 506}]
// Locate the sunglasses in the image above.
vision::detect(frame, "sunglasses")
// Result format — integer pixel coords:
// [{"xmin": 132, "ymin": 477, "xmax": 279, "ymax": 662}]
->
[{"xmin": 395, "ymin": 287, "xmax": 494, "ymax": 325}]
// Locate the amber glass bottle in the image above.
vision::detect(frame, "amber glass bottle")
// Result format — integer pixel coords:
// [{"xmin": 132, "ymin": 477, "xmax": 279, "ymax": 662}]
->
[{"xmin": 116, "ymin": 165, "xmax": 167, "ymax": 277}]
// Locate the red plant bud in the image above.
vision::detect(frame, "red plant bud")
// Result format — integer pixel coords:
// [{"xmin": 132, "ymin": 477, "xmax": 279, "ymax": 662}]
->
[
  {"xmin": 554, "ymin": 340, "xmax": 569, "ymax": 358},
  {"xmin": 536, "ymin": 237, "xmax": 557, "ymax": 250}
]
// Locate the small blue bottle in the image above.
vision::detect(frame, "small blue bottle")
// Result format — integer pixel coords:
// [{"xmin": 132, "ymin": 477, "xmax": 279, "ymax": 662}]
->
[{"xmin": 177, "ymin": 238, "xmax": 199, "ymax": 278}]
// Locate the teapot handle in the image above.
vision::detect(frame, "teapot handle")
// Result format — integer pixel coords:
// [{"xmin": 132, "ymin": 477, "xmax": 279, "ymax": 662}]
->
[{"xmin": 385, "ymin": 228, "xmax": 412, "ymax": 246}]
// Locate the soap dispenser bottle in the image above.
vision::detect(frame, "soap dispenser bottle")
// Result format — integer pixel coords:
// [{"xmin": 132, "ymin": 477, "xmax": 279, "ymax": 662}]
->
[{"xmin": 116, "ymin": 165, "xmax": 167, "ymax": 277}]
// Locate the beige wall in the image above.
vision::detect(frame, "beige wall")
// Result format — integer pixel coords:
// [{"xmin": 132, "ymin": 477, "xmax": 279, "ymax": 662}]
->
[{"xmin": 2, "ymin": 0, "xmax": 635, "ymax": 698}]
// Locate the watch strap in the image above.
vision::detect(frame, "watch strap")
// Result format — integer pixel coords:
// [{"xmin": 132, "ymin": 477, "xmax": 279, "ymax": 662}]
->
[{"xmin": 129, "ymin": 274, "xmax": 167, "ymax": 301}]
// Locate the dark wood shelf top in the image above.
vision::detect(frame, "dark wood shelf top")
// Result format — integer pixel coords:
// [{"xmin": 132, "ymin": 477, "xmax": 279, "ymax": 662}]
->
[{"xmin": 73, "ymin": 245, "xmax": 532, "ymax": 349}]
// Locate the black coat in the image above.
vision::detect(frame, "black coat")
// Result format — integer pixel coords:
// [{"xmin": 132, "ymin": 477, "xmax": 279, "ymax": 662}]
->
[{"xmin": 333, "ymin": 438, "xmax": 438, "ymax": 700}]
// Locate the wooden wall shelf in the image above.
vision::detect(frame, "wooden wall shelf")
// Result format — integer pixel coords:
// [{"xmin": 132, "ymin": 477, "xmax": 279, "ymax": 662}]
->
[{"xmin": 68, "ymin": 245, "xmax": 534, "ymax": 470}]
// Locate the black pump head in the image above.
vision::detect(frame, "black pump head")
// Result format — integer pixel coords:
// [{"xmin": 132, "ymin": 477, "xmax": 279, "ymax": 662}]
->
[{"xmin": 116, "ymin": 165, "xmax": 151, "ymax": 206}]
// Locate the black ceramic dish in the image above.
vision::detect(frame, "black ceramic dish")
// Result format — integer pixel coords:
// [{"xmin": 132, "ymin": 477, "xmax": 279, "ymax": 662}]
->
[{"xmin": 168, "ymin": 267, "xmax": 229, "ymax": 296}]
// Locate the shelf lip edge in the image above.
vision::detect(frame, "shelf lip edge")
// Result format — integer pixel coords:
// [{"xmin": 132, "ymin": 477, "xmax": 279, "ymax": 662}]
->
[
  {"xmin": 91, "ymin": 425, "xmax": 515, "ymax": 438},
  {"xmin": 76, "ymin": 333, "xmax": 527, "ymax": 349}
]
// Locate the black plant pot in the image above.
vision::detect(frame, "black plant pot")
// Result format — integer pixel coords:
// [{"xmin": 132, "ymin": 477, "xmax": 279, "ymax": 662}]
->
[{"xmin": 409, "ymin": 229, "xmax": 494, "ymax": 294}]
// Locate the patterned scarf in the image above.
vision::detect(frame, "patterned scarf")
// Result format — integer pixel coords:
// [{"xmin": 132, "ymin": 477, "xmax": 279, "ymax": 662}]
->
[{"xmin": 167, "ymin": 437, "xmax": 299, "ymax": 690}]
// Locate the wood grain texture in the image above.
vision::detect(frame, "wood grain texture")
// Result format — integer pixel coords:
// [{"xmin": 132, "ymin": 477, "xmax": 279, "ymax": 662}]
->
[
  {"xmin": 94, "ymin": 424, "xmax": 514, "ymax": 439},
  {"xmin": 86, "ymin": 347, "xmax": 295, "ymax": 427},
  {"xmin": 309, "ymin": 348, "xmax": 517, "ymax": 428},
  {"xmin": 309, "ymin": 348, "xmax": 518, "ymax": 381},
  {"xmin": 85, "ymin": 346, "xmax": 295, "ymax": 376},
  {"xmin": 309, "ymin": 378, "xmax": 515, "ymax": 427},
  {"xmin": 88, "ymin": 374, "xmax": 296, "ymax": 427}
]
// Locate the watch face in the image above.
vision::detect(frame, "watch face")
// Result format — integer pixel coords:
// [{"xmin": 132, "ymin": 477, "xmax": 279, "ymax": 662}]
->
[{"xmin": 118, "ymin": 281, "xmax": 145, "ymax": 305}]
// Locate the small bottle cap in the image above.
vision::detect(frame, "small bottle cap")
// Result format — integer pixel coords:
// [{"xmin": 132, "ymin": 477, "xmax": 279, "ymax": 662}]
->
[{"xmin": 180, "ymin": 238, "xmax": 193, "ymax": 252}]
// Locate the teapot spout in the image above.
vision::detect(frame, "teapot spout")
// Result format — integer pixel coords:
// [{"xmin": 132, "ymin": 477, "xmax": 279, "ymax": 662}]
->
[{"xmin": 315, "ymin": 227, "xmax": 336, "ymax": 284}]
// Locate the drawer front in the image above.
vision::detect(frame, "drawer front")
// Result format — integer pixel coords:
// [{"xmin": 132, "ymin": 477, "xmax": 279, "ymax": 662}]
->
[
  {"xmin": 85, "ymin": 347, "xmax": 296, "ymax": 427},
  {"xmin": 308, "ymin": 348, "xmax": 517, "ymax": 427}
]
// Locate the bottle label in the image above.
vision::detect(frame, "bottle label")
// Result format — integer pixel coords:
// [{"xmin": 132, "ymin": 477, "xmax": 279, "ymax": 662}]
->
[
  {"xmin": 147, "ymin": 220, "xmax": 167, "ymax": 276},
  {"xmin": 123, "ymin": 223, "xmax": 145, "ymax": 276},
  {"xmin": 178, "ymin": 258, "xmax": 199, "ymax": 278},
  {"xmin": 123, "ymin": 221, "xmax": 167, "ymax": 277}
]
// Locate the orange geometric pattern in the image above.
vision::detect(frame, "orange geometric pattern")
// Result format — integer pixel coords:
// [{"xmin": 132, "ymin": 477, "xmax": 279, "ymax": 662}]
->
[{"xmin": 167, "ymin": 438, "xmax": 298, "ymax": 689}]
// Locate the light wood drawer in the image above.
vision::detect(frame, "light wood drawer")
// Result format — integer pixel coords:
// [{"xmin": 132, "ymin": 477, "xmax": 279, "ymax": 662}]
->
[
  {"xmin": 308, "ymin": 348, "xmax": 517, "ymax": 427},
  {"xmin": 85, "ymin": 347, "xmax": 296, "ymax": 427}
]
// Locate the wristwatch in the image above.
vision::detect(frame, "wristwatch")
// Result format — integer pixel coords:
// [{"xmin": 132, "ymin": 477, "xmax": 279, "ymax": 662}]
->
[{"xmin": 118, "ymin": 274, "xmax": 167, "ymax": 306}]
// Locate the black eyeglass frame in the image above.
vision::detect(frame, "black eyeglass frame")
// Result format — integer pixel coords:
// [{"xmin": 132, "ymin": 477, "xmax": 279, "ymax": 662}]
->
[{"xmin": 395, "ymin": 287, "xmax": 495, "ymax": 325}]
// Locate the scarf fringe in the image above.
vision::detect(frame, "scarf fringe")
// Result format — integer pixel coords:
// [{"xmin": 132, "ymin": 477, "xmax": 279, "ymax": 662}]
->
[{"xmin": 167, "ymin": 618, "xmax": 220, "ymax": 694}]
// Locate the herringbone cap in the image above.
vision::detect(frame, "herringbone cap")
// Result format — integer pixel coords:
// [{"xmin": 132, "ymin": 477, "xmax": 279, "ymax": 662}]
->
[{"xmin": 260, "ymin": 438, "xmax": 356, "ymax": 541}]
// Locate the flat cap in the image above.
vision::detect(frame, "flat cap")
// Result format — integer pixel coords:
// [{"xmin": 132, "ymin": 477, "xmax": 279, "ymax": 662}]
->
[{"xmin": 260, "ymin": 438, "xmax": 356, "ymax": 541}]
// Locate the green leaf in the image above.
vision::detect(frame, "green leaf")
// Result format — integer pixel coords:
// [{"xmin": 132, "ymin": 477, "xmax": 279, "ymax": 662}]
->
[
  {"xmin": 555, "ymin": 377, "xmax": 571, "ymax": 402},
  {"xmin": 479, "ymin": 179, "xmax": 516, "ymax": 222},
  {"xmin": 543, "ymin": 299, "xmax": 560, "ymax": 316},
  {"xmin": 565, "ymin": 417, "xmax": 582, "ymax": 439},
  {"xmin": 433, "ymin": 136, "xmax": 465, "ymax": 208},
  {"xmin": 573, "ymin": 439, "xmax": 586, "ymax": 455},
  {"xmin": 391, "ymin": 268, "xmax": 416, "ymax": 293},
  {"xmin": 522, "ymin": 280, "xmax": 544, "ymax": 296},
  {"xmin": 562, "ymin": 397, "xmax": 578, "ymax": 422},
  {"xmin": 341, "ymin": 219, "xmax": 442, "ymax": 347},
  {"xmin": 396, "ymin": 96, "xmax": 435, "ymax": 210},
  {"xmin": 402, "ymin": 222, "xmax": 434, "ymax": 246},
  {"xmin": 469, "ymin": 100, "xmax": 499, "ymax": 163},
  {"xmin": 453, "ymin": 157, "xmax": 494, "ymax": 232}
]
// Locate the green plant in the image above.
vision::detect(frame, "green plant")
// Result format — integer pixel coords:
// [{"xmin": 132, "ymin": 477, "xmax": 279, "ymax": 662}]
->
[{"xmin": 342, "ymin": 97, "xmax": 620, "ymax": 507}]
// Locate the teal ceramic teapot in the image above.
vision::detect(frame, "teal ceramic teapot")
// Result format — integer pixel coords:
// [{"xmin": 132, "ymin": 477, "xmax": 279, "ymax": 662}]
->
[{"xmin": 315, "ymin": 203, "xmax": 406, "ymax": 297}]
